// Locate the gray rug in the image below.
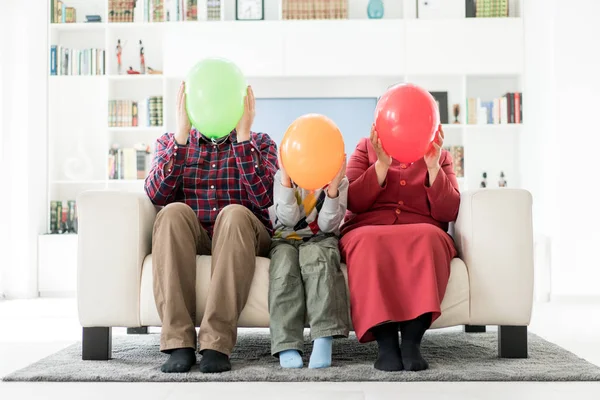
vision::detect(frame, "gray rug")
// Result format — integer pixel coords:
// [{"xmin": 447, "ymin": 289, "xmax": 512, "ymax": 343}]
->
[{"xmin": 4, "ymin": 330, "xmax": 600, "ymax": 382}]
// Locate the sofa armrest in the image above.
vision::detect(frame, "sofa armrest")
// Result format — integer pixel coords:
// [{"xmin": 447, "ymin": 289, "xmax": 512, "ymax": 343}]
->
[
  {"xmin": 77, "ymin": 190, "xmax": 157, "ymax": 327},
  {"xmin": 454, "ymin": 189, "xmax": 534, "ymax": 326}
]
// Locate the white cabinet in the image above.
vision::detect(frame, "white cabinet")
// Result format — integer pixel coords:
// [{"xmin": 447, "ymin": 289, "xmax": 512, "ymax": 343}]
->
[
  {"xmin": 163, "ymin": 22, "xmax": 285, "ymax": 78},
  {"xmin": 283, "ymin": 20, "xmax": 405, "ymax": 76},
  {"xmin": 405, "ymin": 19, "xmax": 523, "ymax": 75}
]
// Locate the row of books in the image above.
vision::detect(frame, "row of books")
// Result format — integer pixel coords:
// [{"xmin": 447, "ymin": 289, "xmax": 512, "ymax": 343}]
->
[
  {"xmin": 466, "ymin": 93, "xmax": 522, "ymax": 125},
  {"xmin": 282, "ymin": 0, "xmax": 348, "ymax": 20},
  {"xmin": 109, "ymin": 0, "xmax": 136, "ymax": 22},
  {"xmin": 137, "ymin": 0, "xmax": 201, "ymax": 22},
  {"xmin": 50, "ymin": 0, "xmax": 77, "ymax": 23},
  {"xmin": 108, "ymin": 97, "xmax": 163, "ymax": 127},
  {"xmin": 49, "ymin": 200, "xmax": 77, "ymax": 234},
  {"xmin": 443, "ymin": 146, "xmax": 464, "ymax": 178},
  {"xmin": 50, "ymin": 46, "xmax": 106, "ymax": 76},
  {"xmin": 110, "ymin": 0, "xmax": 203, "ymax": 23},
  {"xmin": 467, "ymin": 0, "xmax": 520, "ymax": 18},
  {"xmin": 108, "ymin": 144, "xmax": 153, "ymax": 180},
  {"xmin": 474, "ymin": 0, "xmax": 509, "ymax": 18}
]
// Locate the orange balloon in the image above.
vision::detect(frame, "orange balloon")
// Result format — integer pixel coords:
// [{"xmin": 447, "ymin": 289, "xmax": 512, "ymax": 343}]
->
[{"xmin": 280, "ymin": 114, "xmax": 345, "ymax": 191}]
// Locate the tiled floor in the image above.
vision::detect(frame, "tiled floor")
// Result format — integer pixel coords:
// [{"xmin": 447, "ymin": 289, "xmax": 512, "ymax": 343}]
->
[{"xmin": 1, "ymin": 298, "xmax": 600, "ymax": 399}]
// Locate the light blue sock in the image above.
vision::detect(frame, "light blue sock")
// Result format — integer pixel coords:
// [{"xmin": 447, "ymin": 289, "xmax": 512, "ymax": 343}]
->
[
  {"xmin": 309, "ymin": 336, "xmax": 333, "ymax": 369},
  {"xmin": 279, "ymin": 349, "xmax": 303, "ymax": 368}
]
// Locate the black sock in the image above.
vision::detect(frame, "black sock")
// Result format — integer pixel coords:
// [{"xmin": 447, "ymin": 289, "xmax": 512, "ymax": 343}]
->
[
  {"xmin": 371, "ymin": 322, "xmax": 403, "ymax": 372},
  {"xmin": 160, "ymin": 348, "xmax": 196, "ymax": 373},
  {"xmin": 199, "ymin": 349, "xmax": 231, "ymax": 373},
  {"xmin": 399, "ymin": 313, "xmax": 432, "ymax": 371}
]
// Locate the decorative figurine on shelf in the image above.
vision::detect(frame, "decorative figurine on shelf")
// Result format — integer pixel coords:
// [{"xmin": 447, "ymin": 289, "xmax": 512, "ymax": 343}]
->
[
  {"xmin": 499, "ymin": 171, "xmax": 507, "ymax": 187},
  {"xmin": 453, "ymin": 104, "xmax": 461, "ymax": 124},
  {"xmin": 480, "ymin": 172, "xmax": 487, "ymax": 188},
  {"xmin": 367, "ymin": 0, "xmax": 384, "ymax": 19},
  {"xmin": 147, "ymin": 67, "xmax": 163, "ymax": 75},
  {"xmin": 127, "ymin": 66, "xmax": 141, "ymax": 74},
  {"xmin": 139, "ymin": 40, "xmax": 146, "ymax": 74},
  {"xmin": 116, "ymin": 39, "xmax": 123, "ymax": 75}
]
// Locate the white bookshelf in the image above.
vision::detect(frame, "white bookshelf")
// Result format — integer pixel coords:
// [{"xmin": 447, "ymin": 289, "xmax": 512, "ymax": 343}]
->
[{"xmin": 42, "ymin": 0, "xmax": 524, "ymax": 294}]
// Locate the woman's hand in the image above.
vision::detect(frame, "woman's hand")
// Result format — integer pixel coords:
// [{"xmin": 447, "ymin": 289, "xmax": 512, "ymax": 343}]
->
[
  {"xmin": 370, "ymin": 124, "xmax": 392, "ymax": 167},
  {"xmin": 424, "ymin": 125, "xmax": 444, "ymax": 185},
  {"xmin": 327, "ymin": 155, "xmax": 347, "ymax": 198},
  {"xmin": 370, "ymin": 124, "xmax": 391, "ymax": 187},
  {"xmin": 175, "ymin": 82, "xmax": 191, "ymax": 145}
]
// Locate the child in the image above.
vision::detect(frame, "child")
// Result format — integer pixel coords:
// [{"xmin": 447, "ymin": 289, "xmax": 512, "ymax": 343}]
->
[{"xmin": 268, "ymin": 156, "xmax": 350, "ymax": 369}]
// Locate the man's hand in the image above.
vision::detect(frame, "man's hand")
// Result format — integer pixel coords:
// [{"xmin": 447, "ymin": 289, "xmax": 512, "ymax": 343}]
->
[
  {"xmin": 175, "ymin": 82, "xmax": 191, "ymax": 145},
  {"xmin": 236, "ymin": 86, "xmax": 255, "ymax": 143},
  {"xmin": 327, "ymin": 155, "xmax": 347, "ymax": 198}
]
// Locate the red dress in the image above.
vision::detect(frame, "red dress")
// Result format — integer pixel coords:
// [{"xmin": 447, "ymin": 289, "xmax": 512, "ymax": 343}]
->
[{"xmin": 340, "ymin": 138, "xmax": 460, "ymax": 343}]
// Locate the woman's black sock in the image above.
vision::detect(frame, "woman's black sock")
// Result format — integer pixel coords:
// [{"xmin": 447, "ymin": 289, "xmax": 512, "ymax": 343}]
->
[
  {"xmin": 399, "ymin": 313, "xmax": 432, "ymax": 371},
  {"xmin": 371, "ymin": 322, "xmax": 403, "ymax": 372}
]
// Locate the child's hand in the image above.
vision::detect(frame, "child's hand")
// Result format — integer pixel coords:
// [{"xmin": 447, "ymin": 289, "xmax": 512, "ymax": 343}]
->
[
  {"xmin": 278, "ymin": 151, "xmax": 292, "ymax": 188},
  {"xmin": 327, "ymin": 155, "xmax": 346, "ymax": 198}
]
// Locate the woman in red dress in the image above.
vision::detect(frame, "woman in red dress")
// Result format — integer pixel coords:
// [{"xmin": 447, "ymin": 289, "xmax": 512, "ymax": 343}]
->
[{"xmin": 340, "ymin": 124, "xmax": 460, "ymax": 372}]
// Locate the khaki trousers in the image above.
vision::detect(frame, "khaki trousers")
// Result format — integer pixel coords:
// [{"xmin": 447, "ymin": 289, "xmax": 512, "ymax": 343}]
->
[{"xmin": 152, "ymin": 202, "xmax": 271, "ymax": 355}]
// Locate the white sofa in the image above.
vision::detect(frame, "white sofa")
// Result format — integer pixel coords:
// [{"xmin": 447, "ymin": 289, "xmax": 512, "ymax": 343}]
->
[{"xmin": 76, "ymin": 188, "xmax": 534, "ymax": 361}]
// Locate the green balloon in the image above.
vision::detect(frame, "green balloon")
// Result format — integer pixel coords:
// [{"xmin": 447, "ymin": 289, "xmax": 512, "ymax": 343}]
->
[{"xmin": 185, "ymin": 58, "xmax": 247, "ymax": 139}]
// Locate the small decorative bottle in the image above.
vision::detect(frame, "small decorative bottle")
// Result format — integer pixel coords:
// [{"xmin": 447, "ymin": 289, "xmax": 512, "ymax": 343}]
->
[
  {"xmin": 480, "ymin": 172, "xmax": 487, "ymax": 188},
  {"xmin": 367, "ymin": 0, "xmax": 384, "ymax": 19},
  {"xmin": 499, "ymin": 171, "xmax": 507, "ymax": 187},
  {"xmin": 139, "ymin": 40, "xmax": 146, "ymax": 74}
]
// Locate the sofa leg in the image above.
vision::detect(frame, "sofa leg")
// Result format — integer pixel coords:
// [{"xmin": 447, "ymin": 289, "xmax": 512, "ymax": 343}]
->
[
  {"xmin": 498, "ymin": 325, "xmax": 528, "ymax": 358},
  {"xmin": 464, "ymin": 325, "xmax": 486, "ymax": 333},
  {"xmin": 82, "ymin": 327, "xmax": 112, "ymax": 360},
  {"xmin": 127, "ymin": 327, "xmax": 149, "ymax": 334}
]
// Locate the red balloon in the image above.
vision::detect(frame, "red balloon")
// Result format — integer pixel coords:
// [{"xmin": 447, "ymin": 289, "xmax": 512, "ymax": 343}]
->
[{"xmin": 374, "ymin": 83, "xmax": 440, "ymax": 164}]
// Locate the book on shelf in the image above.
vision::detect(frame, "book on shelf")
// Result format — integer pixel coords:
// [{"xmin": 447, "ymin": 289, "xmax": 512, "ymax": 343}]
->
[
  {"xmin": 132, "ymin": 0, "xmax": 199, "ymax": 22},
  {"xmin": 51, "ymin": 1, "xmax": 76, "ymax": 23},
  {"xmin": 49, "ymin": 200, "xmax": 77, "ymax": 234},
  {"xmin": 466, "ymin": 92, "xmax": 522, "ymax": 124},
  {"xmin": 443, "ymin": 146, "xmax": 464, "ymax": 178},
  {"xmin": 108, "ymin": 143, "xmax": 152, "ymax": 180},
  {"xmin": 475, "ymin": 0, "xmax": 508, "ymax": 17},
  {"xmin": 109, "ymin": 0, "xmax": 136, "ymax": 22},
  {"xmin": 207, "ymin": 0, "xmax": 221, "ymax": 21},
  {"xmin": 282, "ymin": 0, "xmax": 348, "ymax": 20},
  {"xmin": 108, "ymin": 97, "xmax": 162, "ymax": 127},
  {"xmin": 50, "ymin": 46, "xmax": 106, "ymax": 76}
]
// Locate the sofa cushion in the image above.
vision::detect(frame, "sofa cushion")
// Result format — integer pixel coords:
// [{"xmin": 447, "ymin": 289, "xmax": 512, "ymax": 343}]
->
[{"xmin": 139, "ymin": 255, "xmax": 470, "ymax": 329}]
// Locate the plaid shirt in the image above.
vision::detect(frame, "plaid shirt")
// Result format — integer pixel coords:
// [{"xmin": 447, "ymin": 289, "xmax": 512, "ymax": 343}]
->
[{"xmin": 144, "ymin": 129, "xmax": 278, "ymax": 237}]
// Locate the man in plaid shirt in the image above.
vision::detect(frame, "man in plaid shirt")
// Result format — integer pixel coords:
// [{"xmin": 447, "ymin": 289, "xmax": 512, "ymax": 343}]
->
[{"xmin": 145, "ymin": 82, "xmax": 278, "ymax": 374}]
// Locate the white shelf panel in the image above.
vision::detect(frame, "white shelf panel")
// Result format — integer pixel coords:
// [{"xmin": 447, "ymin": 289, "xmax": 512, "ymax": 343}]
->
[
  {"xmin": 464, "ymin": 124, "xmax": 523, "ymax": 129},
  {"xmin": 108, "ymin": 127, "xmax": 165, "ymax": 133},
  {"xmin": 50, "ymin": 23, "xmax": 106, "ymax": 32},
  {"xmin": 164, "ymin": 21, "xmax": 285, "ymax": 77},
  {"xmin": 283, "ymin": 20, "xmax": 405, "ymax": 76},
  {"xmin": 50, "ymin": 75, "xmax": 107, "ymax": 80},
  {"xmin": 405, "ymin": 18, "xmax": 523, "ymax": 75},
  {"xmin": 108, "ymin": 74, "xmax": 164, "ymax": 81},
  {"xmin": 52, "ymin": 180, "xmax": 106, "ymax": 184}
]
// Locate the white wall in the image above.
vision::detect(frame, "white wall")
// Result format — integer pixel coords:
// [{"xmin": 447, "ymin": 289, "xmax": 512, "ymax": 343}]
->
[
  {"xmin": 551, "ymin": 0, "xmax": 600, "ymax": 296},
  {"xmin": 0, "ymin": 0, "xmax": 48, "ymax": 298},
  {"xmin": 523, "ymin": 0, "xmax": 600, "ymax": 297}
]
